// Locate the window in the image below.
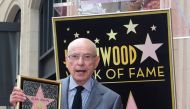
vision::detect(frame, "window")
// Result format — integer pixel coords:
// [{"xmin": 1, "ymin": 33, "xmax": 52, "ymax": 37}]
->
[
  {"xmin": 39, "ymin": 0, "xmax": 66, "ymax": 79},
  {"xmin": 0, "ymin": 9, "xmax": 21, "ymax": 106}
]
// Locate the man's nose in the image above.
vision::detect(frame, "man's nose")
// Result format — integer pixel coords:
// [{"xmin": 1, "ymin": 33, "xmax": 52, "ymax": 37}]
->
[{"xmin": 77, "ymin": 57, "xmax": 85, "ymax": 65}]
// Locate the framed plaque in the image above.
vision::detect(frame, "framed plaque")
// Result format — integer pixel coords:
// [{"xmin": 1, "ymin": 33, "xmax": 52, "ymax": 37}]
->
[{"xmin": 16, "ymin": 75, "xmax": 61, "ymax": 109}]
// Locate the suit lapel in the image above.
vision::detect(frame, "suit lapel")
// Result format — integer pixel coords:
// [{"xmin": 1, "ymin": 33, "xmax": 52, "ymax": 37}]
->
[
  {"xmin": 84, "ymin": 80, "xmax": 104, "ymax": 109},
  {"xmin": 61, "ymin": 77, "xmax": 70, "ymax": 109}
]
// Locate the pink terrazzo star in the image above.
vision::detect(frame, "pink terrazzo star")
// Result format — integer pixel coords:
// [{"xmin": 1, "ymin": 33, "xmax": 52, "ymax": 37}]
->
[
  {"xmin": 26, "ymin": 86, "xmax": 55, "ymax": 109},
  {"xmin": 126, "ymin": 92, "xmax": 138, "ymax": 109}
]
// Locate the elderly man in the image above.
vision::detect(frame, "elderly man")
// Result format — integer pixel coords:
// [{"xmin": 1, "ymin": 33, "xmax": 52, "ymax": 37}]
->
[{"xmin": 10, "ymin": 38, "xmax": 123, "ymax": 109}]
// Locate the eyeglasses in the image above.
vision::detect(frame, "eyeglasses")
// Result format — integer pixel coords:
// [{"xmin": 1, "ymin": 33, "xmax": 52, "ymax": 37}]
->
[{"xmin": 67, "ymin": 54, "xmax": 96, "ymax": 62}]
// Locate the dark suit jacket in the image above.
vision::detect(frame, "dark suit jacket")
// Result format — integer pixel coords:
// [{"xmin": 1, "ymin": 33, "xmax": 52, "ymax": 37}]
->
[{"xmin": 60, "ymin": 76, "xmax": 123, "ymax": 109}]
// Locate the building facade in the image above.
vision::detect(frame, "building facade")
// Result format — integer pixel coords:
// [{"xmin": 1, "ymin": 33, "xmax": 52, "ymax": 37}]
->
[{"xmin": 0, "ymin": 0, "xmax": 190, "ymax": 108}]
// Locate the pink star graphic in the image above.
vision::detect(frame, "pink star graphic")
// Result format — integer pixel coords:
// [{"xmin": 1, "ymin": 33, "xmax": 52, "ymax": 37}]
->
[
  {"xmin": 126, "ymin": 91, "xmax": 138, "ymax": 109},
  {"xmin": 26, "ymin": 86, "xmax": 55, "ymax": 109},
  {"xmin": 134, "ymin": 33, "xmax": 163, "ymax": 63}
]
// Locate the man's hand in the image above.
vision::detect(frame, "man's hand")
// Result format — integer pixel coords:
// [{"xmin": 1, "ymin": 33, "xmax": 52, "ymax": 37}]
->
[{"xmin": 9, "ymin": 87, "xmax": 26, "ymax": 107}]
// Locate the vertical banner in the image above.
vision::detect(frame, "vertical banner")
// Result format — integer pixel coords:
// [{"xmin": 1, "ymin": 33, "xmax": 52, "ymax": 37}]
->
[{"xmin": 52, "ymin": 9, "xmax": 176, "ymax": 109}]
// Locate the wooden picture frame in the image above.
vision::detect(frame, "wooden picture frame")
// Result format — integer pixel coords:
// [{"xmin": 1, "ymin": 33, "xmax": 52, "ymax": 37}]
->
[{"xmin": 16, "ymin": 75, "xmax": 61, "ymax": 109}]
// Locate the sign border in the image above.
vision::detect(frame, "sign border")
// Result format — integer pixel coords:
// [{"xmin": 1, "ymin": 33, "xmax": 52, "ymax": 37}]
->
[{"xmin": 52, "ymin": 9, "xmax": 176, "ymax": 109}]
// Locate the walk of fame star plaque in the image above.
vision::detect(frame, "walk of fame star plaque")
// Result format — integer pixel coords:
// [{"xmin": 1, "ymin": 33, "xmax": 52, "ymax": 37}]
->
[
  {"xmin": 16, "ymin": 75, "xmax": 61, "ymax": 109},
  {"xmin": 52, "ymin": 9, "xmax": 176, "ymax": 109}
]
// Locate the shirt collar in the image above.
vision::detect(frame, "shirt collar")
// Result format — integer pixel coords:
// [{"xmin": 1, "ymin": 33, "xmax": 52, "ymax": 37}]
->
[{"xmin": 69, "ymin": 76, "xmax": 93, "ymax": 92}]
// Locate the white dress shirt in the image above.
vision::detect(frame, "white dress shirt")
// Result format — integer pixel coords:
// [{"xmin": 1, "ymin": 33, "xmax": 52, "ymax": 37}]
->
[{"xmin": 68, "ymin": 76, "xmax": 94, "ymax": 109}]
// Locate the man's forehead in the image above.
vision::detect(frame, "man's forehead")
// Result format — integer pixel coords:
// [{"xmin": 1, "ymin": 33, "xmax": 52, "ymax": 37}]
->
[
  {"xmin": 68, "ymin": 40, "xmax": 93, "ymax": 50},
  {"xmin": 68, "ymin": 47, "xmax": 94, "ymax": 54},
  {"xmin": 67, "ymin": 38, "xmax": 97, "ymax": 54}
]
